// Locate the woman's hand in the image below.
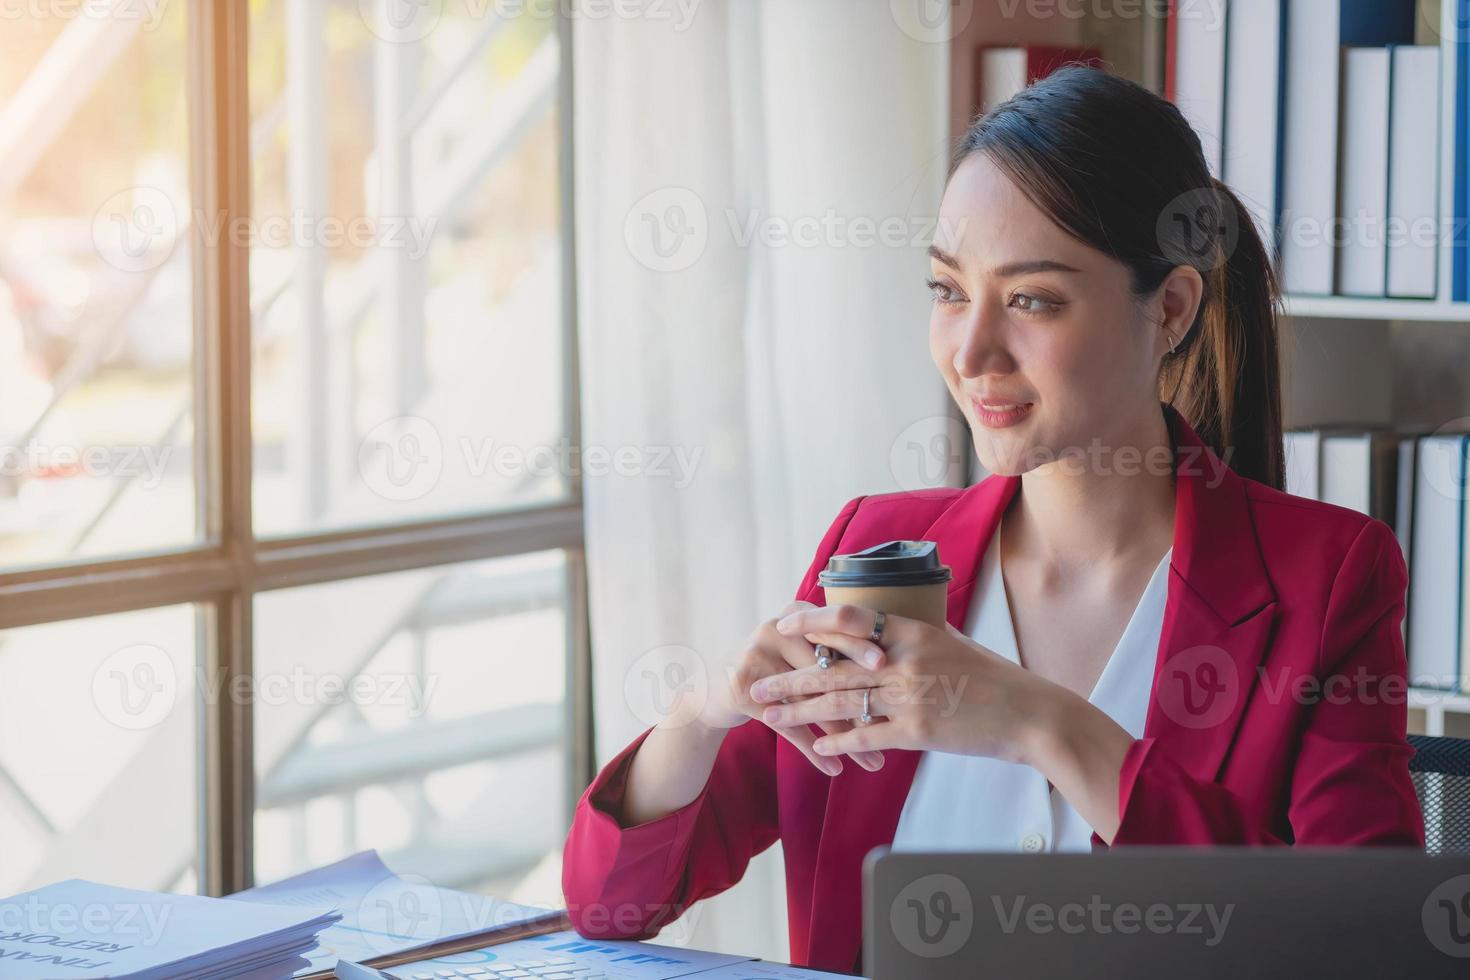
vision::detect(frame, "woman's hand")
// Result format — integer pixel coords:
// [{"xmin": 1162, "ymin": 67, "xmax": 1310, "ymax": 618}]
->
[
  {"xmin": 753, "ymin": 605, "xmax": 1051, "ymax": 761},
  {"xmin": 697, "ymin": 600, "xmax": 888, "ymax": 777},
  {"xmin": 750, "ymin": 603, "xmax": 1136, "ymax": 841}
]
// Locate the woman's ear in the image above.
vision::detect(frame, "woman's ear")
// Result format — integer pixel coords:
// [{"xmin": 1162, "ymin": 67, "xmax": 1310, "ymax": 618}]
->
[{"xmin": 1155, "ymin": 265, "xmax": 1204, "ymax": 356}]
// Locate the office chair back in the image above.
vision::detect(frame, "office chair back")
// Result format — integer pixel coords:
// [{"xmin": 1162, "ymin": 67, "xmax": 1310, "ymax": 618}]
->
[{"xmin": 1408, "ymin": 733, "xmax": 1470, "ymax": 854}]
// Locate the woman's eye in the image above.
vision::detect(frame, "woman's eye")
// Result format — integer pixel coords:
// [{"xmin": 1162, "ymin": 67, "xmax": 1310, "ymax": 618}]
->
[
  {"xmin": 926, "ymin": 278, "xmax": 963, "ymax": 306},
  {"xmin": 1009, "ymin": 292, "xmax": 1057, "ymax": 316}
]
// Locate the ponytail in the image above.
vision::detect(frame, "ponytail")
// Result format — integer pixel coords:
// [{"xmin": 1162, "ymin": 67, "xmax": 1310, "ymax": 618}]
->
[{"xmin": 1158, "ymin": 176, "xmax": 1286, "ymax": 490}]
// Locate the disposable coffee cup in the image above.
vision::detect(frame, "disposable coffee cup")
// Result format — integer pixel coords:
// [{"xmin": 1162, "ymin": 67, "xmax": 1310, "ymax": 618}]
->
[{"xmin": 816, "ymin": 540, "xmax": 951, "ymax": 629}]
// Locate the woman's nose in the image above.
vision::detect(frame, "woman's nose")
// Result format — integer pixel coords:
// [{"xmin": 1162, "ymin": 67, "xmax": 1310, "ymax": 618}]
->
[{"xmin": 952, "ymin": 301, "xmax": 1013, "ymax": 378}]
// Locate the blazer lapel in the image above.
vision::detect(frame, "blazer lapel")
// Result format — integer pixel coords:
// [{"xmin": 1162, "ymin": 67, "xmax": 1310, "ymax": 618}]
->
[{"xmin": 1139, "ymin": 406, "xmax": 1279, "ymax": 783}]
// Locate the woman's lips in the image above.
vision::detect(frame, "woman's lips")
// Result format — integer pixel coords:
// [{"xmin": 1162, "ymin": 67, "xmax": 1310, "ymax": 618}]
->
[{"xmin": 972, "ymin": 399, "xmax": 1034, "ymax": 429}]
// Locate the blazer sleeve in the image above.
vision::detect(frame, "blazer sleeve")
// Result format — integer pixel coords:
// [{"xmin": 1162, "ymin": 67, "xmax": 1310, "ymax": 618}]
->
[
  {"xmin": 562, "ymin": 494, "xmax": 865, "ymax": 939},
  {"xmin": 1103, "ymin": 518, "xmax": 1425, "ymax": 847}
]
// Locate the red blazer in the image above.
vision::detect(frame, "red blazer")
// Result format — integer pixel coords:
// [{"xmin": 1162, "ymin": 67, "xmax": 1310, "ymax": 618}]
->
[{"xmin": 561, "ymin": 403, "xmax": 1425, "ymax": 973}]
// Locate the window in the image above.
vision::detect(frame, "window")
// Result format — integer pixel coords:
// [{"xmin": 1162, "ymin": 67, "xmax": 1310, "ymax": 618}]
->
[
  {"xmin": 0, "ymin": 6, "xmax": 197, "ymax": 566},
  {"xmin": 253, "ymin": 551, "xmax": 572, "ymax": 892},
  {"xmin": 0, "ymin": 0, "xmax": 585, "ymax": 901},
  {"xmin": 0, "ymin": 606, "xmax": 199, "ymax": 897}
]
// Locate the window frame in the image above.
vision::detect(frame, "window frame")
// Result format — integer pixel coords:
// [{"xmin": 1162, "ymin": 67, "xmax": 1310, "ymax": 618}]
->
[{"xmin": 0, "ymin": 0, "xmax": 589, "ymax": 897}]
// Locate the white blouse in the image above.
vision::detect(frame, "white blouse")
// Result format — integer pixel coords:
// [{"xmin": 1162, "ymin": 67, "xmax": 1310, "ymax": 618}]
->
[{"xmin": 889, "ymin": 530, "xmax": 1172, "ymax": 854}]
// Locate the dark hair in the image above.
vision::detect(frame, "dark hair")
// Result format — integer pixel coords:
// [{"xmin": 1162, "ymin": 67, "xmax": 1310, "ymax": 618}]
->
[{"xmin": 950, "ymin": 64, "xmax": 1285, "ymax": 491}]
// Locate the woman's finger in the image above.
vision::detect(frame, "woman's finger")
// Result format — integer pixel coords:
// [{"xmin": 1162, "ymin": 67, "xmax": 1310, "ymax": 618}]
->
[
  {"xmin": 812, "ymin": 718, "xmax": 885, "ymax": 771},
  {"xmin": 749, "ymin": 660, "xmax": 877, "ymax": 704},
  {"xmin": 771, "ymin": 716, "xmax": 842, "ymax": 776},
  {"xmin": 798, "ymin": 631, "xmax": 885, "ymax": 669},
  {"xmin": 775, "ymin": 603, "xmax": 882, "ymax": 642},
  {"xmin": 762, "ymin": 689, "xmax": 885, "ymax": 728},
  {"xmin": 812, "ymin": 722, "xmax": 896, "ymax": 757},
  {"xmin": 790, "ymin": 721, "xmax": 882, "ymax": 772},
  {"xmin": 748, "ymin": 647, "xmax": 883, "ymax": 770},
  {"xmin": 766, "ymin": 623, "xmax": 846, "ymax": 673}
]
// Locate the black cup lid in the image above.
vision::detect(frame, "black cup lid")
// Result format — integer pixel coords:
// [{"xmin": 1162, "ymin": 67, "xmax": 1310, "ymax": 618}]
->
[{"xmin": 817, "ymin": 540, "xmax": 952, "ymax": 588}]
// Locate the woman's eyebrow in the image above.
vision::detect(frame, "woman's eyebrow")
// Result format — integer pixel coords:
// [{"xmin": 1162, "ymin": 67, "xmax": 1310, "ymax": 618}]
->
[
  {"xmin": 927, "ymin": 245, "xmax": 1082, "ymax": 279},
  {"xmin": 927, "ymin": 244, "xmax": 962, "ymax": 268}
]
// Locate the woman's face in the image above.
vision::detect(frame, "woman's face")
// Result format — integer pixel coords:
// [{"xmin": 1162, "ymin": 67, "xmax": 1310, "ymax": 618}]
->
[{"xmin": 928, "ymin": 152, "xmax": 1190, "ymax": 477}]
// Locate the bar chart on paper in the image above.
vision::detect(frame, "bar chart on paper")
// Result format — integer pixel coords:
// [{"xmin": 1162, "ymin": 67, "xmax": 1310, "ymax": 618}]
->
[{"xmin": 382, "ymin": 930, "xmax": 853, "ymax": 979}]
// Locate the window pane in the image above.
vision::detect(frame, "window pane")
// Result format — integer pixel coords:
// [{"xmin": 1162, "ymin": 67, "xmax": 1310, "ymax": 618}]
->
[
  {"xmin": 248, "ymin": 1, "xmax": 566, "ymax": 537},
  {"xmin": 253, "ymin": 550, "xmax": 569, "ymax": 900},
  {"xmin": 0, "ymin": 7, "xmax": 197, "ymax": 569},
  {"xmin": 0, "ymin": 605, "xmax": 198, "ymax": 896}
]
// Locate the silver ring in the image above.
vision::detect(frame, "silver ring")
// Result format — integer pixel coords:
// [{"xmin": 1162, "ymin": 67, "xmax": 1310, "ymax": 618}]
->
[
  {"xmin": 815, "ymin": 644, "xmax": 832, "ymax": 670},
  {"xmin": 869, "ymin": 610, "xmax": 887, "ymax": 645},
  {"xmin": 858, "ymin": 687, "xmax": 873, "ymax": 726}
]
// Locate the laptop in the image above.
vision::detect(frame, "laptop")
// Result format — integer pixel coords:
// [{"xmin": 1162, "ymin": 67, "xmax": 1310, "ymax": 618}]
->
[{"xmin": 864, "ymin": 848, "xmax": 1470, "ymax": 978}]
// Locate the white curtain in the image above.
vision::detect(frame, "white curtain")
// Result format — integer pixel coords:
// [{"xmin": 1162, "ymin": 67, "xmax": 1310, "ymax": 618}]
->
[{"xmin": 572, "ymin": 0, "xmax": 954, "ymax": 960}]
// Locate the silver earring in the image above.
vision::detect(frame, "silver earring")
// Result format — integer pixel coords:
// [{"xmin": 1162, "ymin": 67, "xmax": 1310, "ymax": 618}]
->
[{"xmin": 1167, "ymin": 333, "xmax": 1176, "ymax": 353}]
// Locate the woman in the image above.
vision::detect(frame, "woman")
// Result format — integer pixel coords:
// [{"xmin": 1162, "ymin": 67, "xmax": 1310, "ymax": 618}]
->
[{"xmin": 560, "ymin": 65, "xmax": 1424, "ymax": 973}]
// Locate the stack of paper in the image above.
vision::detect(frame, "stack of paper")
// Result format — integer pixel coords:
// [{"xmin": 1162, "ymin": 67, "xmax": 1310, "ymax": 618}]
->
[
  {"xmin": 0, "ymin": 879, "xmax": 340, "ymax": 979},
  {"xmin": 231, "ymin": 851, "xmax": 564, "ymax": 977}
]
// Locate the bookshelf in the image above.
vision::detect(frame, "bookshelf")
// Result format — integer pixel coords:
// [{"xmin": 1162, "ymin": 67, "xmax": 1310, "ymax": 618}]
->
[
  {"xmin": 1284, "ymin": 295, "xmax": 1470, "ymax": 323},
  {"xmin": 1410, "ymin": 687, "xmax": 1470, "ymax": 737},
  {"xmin": 1277, "ymin": 0, "xmax": 1462, "ymax": 318},
  {"xmin": 951, "ymin": 1, "xmax": 1470, "ymax": 738}
]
